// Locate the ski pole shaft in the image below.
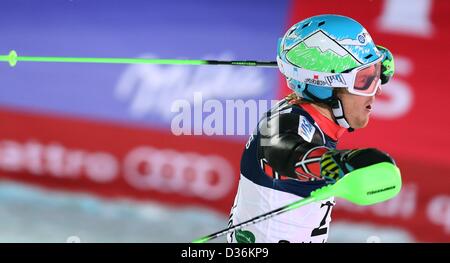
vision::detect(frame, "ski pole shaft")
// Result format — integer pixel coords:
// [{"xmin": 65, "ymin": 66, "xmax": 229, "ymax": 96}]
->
[
  {"xmin": 192, "ymin": 196, "xmax": 316, "ymax": 243},
  {"xmin": 0, "ymin": 50, "xmax": 278, "ymax": 68}
]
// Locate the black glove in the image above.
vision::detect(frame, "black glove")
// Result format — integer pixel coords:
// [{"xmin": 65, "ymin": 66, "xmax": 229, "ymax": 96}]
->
[{"xmin": 320, "ymin": 148, "xmax": 396, "ymax": 183}]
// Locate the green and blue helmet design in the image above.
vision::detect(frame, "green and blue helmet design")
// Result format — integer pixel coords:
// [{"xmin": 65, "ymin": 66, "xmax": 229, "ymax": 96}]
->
[{"xmin": 277, "ymin": 14, "xmax": 383, "ymax": 102}]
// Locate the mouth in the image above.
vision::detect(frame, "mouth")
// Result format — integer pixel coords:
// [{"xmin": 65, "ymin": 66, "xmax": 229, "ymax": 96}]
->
[{"xmin": 365, "ymin": 104, "xmax": 372, "ymax": 112}]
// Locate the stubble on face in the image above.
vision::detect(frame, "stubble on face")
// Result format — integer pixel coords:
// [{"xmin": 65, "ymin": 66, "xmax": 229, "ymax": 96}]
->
[{"xmin": 337, "ymin": 89, "xmax": 375, "ymax": 129}]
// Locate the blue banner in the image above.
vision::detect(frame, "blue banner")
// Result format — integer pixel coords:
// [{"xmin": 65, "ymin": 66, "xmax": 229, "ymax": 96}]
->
[{"xmin": 0, "ymin": 0, "xmax": 289, "ymax": 133}]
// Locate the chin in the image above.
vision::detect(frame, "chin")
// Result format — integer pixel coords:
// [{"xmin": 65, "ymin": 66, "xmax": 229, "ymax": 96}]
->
[{"xmin": 351, "ymin": 117, "xmax": 370, "ymax": 129}]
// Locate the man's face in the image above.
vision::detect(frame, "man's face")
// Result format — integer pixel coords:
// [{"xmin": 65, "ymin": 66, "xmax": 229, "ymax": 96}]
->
[
  {"xmin": 337, "ymin": 87, "xmax": 381, "ymax": 129},
  {"xmin": 336, "ymin": 61, "xmax": 382, "ymax": 129}
]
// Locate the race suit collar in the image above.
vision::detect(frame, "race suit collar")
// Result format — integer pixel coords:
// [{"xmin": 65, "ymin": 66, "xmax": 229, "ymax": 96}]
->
[{"xmin": 300, "ymin": 103, "xmax": 346, "ymax": 141}]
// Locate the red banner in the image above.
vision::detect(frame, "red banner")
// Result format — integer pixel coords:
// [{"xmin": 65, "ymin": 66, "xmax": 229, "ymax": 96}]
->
[{"xmin": 0, "ymin": 106, "xmax": 241, "ymax": 213}]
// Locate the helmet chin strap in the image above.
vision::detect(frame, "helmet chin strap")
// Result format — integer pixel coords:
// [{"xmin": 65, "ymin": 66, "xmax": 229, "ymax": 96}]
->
[
  {"xmin": 330, "ymin": 98, "xmax": 355, "ymax": 132},
  {"xmin": 295, "ymin": 84, "xmax": 355, "ymax": 132}
]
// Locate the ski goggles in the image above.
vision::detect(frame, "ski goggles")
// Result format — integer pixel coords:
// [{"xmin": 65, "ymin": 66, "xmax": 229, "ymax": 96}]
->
[{"xmin": 277, "ymin": 54, "xmax": 384, "ymax": 97}]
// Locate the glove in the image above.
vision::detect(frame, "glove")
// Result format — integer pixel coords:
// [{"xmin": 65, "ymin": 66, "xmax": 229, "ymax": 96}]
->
[{"xmin": 320, "ymin": 148, "xmax": 396, "ymax": 183}]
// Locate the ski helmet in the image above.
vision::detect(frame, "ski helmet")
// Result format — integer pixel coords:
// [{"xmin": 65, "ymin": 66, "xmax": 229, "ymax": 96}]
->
[{"xmin": 277, "ymin": 14, "xmax": 394, "ymax": 129}]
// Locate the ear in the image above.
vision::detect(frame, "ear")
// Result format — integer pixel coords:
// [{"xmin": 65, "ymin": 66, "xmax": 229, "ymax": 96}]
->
[{"xmin": 377, "ymin": 45, "xmax": 395, "ymax": 85}]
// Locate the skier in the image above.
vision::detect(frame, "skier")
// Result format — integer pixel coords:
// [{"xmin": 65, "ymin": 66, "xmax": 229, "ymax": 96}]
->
[{"xmin": 227, "ymin": 14, "xmax": 397, "ymax": 243}]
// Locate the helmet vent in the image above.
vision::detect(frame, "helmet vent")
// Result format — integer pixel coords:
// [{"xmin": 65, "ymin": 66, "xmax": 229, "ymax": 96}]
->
[
  {"xmin": 318, "ymin": 21, "xmax": 326, "ymax": 26},
  {"xmin": 288, "ymin": 27, "xmax": 297, "ymax": 36},
  {"xmin": 301, "ymin": 22, "xmax": 311, "ymax": 29},
  {"xmin": 364, "ymin": 54, "xmax": 373, "ymax": 59}
]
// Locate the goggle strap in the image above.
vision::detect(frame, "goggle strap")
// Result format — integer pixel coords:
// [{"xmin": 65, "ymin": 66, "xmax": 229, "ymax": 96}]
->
[{"xmin": 278, "ymin": 55, "xmax": 384, "ymax": 92}]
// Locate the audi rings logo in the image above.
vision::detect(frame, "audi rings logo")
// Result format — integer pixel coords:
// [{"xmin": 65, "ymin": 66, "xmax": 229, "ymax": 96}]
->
[{"xmin": 123, "ymin": 147, "xmax": 235, "ymax": 200}]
